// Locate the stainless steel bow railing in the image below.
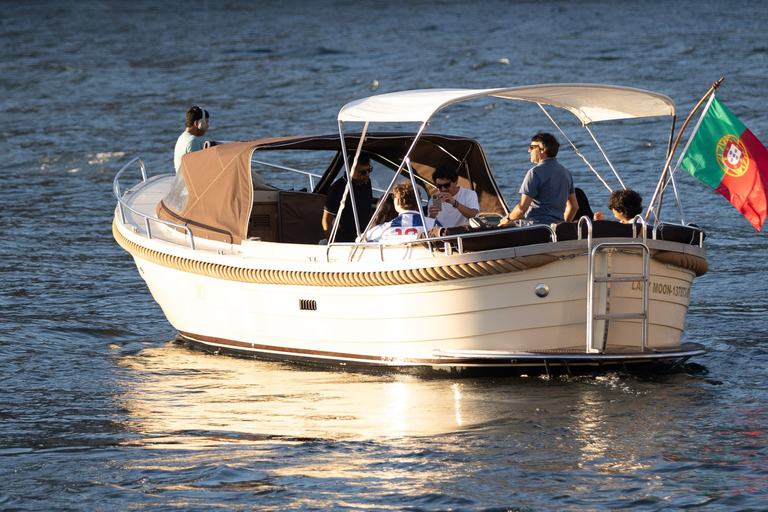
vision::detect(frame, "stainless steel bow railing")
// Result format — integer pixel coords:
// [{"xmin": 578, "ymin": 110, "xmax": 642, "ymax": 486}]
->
[{"xmin": 113, "ymin": 157, "xmax": 196, "ymax": 250}]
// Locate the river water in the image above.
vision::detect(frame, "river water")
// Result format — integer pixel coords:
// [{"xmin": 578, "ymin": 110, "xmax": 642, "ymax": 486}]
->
[{"xmin": 3, "ymin": 1, "xmax": 768, "ymax": 510}]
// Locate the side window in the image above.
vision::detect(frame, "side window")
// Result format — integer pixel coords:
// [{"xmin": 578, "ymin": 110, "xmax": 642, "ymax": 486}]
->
[{"xmin": 250, "ymin": 150, "xmax": 329, "ymax": 191}]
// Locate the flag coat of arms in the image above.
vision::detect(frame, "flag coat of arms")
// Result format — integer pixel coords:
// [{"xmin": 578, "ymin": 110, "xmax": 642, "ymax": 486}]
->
[{"xmin": 678, "ymin": 96, "xmax": 768, "ymax": 231}]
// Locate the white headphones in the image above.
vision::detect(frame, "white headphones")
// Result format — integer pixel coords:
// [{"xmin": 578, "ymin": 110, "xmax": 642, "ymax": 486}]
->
[{"xmin": 196, "ymin": 106, "xmax": 208, "ymax": 130}]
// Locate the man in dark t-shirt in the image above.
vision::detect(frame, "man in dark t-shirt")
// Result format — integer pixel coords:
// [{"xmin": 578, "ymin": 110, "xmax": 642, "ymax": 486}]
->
[{"xmin": 322, "ymin": 154, "xmax": 374, "ymax": 242}]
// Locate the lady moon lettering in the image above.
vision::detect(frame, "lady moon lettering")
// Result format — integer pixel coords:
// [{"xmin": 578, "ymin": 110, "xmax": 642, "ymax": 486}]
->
[{"xmin": 631, "ymin": 281, "xmax": 690, "ymax": 298}]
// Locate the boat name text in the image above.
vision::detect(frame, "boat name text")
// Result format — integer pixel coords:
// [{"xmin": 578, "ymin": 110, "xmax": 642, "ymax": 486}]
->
[{"xmin": 631, "ymin": 281, "xmax": 690, "ymax": 298}]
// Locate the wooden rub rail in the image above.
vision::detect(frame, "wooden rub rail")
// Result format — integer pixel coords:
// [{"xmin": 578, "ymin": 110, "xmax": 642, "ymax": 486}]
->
[{"xmin": 113, "ymin": 220, "xmax": 557, "ymax": 287}]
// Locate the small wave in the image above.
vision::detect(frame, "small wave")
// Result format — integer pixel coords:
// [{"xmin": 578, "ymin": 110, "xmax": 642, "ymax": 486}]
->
[
  {"xmin": 87, "ymin": 151, "xmax": 126, "ymax": 165},
  {"xmin": 315, "ymin": 47, "xmax": 344, "ymax": 56}
]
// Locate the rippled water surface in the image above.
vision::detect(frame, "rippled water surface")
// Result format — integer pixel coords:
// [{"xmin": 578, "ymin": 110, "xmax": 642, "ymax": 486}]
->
[{"xmin": 3, "ymin": 1, "xmax": 768, "ymax": 510}]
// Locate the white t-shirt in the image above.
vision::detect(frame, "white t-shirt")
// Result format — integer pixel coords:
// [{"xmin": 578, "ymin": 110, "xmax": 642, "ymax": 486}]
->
[{"xmin": 428, "ymin": 186, "xmax": 479, "ymax": 227}]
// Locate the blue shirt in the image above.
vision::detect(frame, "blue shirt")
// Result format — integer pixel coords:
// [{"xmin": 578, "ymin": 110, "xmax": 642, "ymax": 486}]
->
[
  {"xmin": 519, "ymin": 158, "xmax": 575, "ymax": 225},
  {"xmin": 174, "ymin": 131, "xmax": 204, "ymax": 173}
]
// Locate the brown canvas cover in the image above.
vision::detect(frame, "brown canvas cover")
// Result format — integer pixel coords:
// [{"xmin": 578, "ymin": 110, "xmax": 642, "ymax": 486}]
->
[
  {"xmin": 157, "ymin": 134, "xmax": 509, "ymax": 245},
  {"xmin": 158, "ymin": 139, "xmax": 288, "ymax": 244}
]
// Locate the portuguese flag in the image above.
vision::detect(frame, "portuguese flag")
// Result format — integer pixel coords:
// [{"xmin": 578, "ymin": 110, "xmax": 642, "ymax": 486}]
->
[{"xmin": 678, "ymin": 95, "xmax": 768, "ymax": 231}]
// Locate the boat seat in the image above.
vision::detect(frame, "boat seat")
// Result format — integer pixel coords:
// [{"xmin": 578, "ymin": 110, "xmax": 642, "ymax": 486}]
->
[
  {"xmin": 555, "ymin": 220, "xmax": 704, "ymax": 245},
  {"xmin": 555, "ymin": 222, "xmax": 579, "ymax": 241},
  {"xmin": 554, "ymin": 220, "xmax": 636, "ymax": 241},
  {"xmin": 277, "ymin": 190, "xmax": 326, "ymax": 244},
  {"xmin": 652, "ymin": 223, "xmax": 705, "ymax": 245},
  {"xmin": 247, "ymin": 190, "xmax": 326, "ymax": 244},
  {"xmin": 429, "ymin": 224, "xmax": 553, "ymax": 252}
]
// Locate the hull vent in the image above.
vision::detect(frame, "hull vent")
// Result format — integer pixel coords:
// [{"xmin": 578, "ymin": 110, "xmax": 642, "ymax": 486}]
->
[
  {"xmin": 250, "ymin": 214, "xmax": 272, "ymax": 227},
  {"xmin": 299, "ymin": 299, "xmax": 317, "ymax": 311}
]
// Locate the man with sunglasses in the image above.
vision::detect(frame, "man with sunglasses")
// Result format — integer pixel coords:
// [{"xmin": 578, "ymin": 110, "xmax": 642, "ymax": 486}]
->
[
  {"xmin": 499, "ymin": 132, "xmax": 578, "ymax": 226},
  {"xmin": 427, "ymin": 164, "xmax": 480, "ymax": 227},
  {"xmin": 322, "ymin": 154, "xmax": 374, "ymax": 242}
]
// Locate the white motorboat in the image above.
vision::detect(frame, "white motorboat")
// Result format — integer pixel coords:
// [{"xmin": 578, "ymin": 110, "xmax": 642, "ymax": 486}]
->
[{"xmin": 113, "ymin": 85, "xmax": 709, "ymax": 375}]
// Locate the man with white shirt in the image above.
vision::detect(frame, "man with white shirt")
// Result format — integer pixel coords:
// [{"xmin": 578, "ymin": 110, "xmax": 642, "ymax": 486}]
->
[{"xmin": 427, "ymin": 164, "xmax": 479, "ymax": 227}]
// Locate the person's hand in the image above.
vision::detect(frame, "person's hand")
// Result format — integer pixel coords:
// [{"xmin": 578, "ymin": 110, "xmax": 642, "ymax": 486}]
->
[
  {"xmin": 594, "ymin": 211, "xmax": 605, "ymax": 221},
  {"xmin": 428, "ymin": 203, "xmax": 440, "ymax": 218},
  {"xmin": 498, "ymin": 216, "xmax": 511, "ymax": 227},
  {"xmin": 439, "ymin": 191, "xmax": 454, "ymax": 206}
]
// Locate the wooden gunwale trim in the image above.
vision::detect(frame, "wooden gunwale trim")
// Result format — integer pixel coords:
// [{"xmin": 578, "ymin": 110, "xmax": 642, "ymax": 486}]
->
[{"xmin": 113, "ymin": 219, "xmax": 556, "ymax": 287}]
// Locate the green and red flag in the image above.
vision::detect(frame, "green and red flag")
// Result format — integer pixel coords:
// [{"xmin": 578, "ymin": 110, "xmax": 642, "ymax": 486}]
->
[{"xmin": 678, "ymin": 95, "xmax": 768, "ymax": 231}]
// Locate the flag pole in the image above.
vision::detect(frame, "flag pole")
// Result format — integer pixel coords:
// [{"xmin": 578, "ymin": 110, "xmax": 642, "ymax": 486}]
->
[{"xmin": 645, "ymin": 77, "xmax": 724, "ymax": 223}]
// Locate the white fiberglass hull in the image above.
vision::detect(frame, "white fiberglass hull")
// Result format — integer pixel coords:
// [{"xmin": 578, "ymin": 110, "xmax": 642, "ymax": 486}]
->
[{"xmin": 115, "ymin": 218, "xmax": 704, "ymax": 372}]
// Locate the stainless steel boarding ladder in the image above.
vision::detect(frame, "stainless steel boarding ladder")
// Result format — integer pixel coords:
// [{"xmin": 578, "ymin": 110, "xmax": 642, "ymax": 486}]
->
[{"xmin": 579, "ymin": 217, "xmax": 650, "ymax": 354}]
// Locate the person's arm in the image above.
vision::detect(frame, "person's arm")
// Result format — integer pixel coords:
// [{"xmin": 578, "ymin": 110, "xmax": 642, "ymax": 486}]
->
[
  {"xmin": 564, "ymin": 192, "xmax": 579, "ymax": 222},
  {"xmin": 446, "ymin": 194, "xmax": 479, "ymax": 219},
  {"xmin": 499, "ymin": 194, "xmax": 533, "ymax": 226},
  {"xmin": 322, "ymin": 210, "xmax": 336, "ymax": 238}
]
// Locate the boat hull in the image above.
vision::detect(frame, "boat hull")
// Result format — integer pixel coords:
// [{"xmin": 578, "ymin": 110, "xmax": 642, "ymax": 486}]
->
[{"xmin": 119, "ymin": 223, "xmax": 704, "ymax": 373}]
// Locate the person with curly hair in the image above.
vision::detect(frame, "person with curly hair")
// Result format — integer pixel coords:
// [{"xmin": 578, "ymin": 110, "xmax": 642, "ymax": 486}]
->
[
  {"xmin": 594, "ymin": 189, "xmax": 643, "ymax": 223},
  {"xmin": 367, "ymin": 181, "xmax": 439, "ymax": 242}
]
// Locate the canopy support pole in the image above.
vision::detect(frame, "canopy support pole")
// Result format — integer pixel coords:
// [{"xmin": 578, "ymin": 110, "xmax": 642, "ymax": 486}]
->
[
  {"xmin": 538, "ymin": 104, "xmax": 614, "ymax": 192},
  {"xmin": 361, "ymin": 122, "xmax": 430, "ymax": 240},
  {"xmin": 332, "ymin": 120, "xmax": 369, "ymax": 243}
]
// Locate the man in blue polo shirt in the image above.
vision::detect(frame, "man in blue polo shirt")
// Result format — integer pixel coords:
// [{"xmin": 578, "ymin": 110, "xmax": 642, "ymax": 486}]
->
[{"xmin": 500, "ymin": 131, "xmax": 578, "ymax": 226}]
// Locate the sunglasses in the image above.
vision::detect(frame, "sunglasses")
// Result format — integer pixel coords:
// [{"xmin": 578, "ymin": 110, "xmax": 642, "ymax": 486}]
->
[
  {"xmin": 435, "ymin": 182, "xmax": 453, "ymax": 189},
  {"xmin": 357, "ymin": 165, "xmax": 373, "ymax": 175},
  {"xmin": 529, "ymin": 144, "xmax": 544, "ymax": 150}
]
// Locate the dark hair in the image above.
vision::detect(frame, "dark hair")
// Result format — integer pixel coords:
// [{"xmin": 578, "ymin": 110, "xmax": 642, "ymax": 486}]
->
[
  {"xmin": 607, "ymin": 189, "xmax": 643, "ymax": 219},
  {"xmin": 393, "ymin": 181, "xmax": 419, "ymax": 211},
  {"xmin": 573, "ymin": 188, "xmax": 594, "ymax": 220},
  {"xmin": 432, "ymin": 164, "xmax": 459, "ymax": 184},
  {"xmin": 185, "ymin": 106, "xmax": 208, "ymax": 128},
  {"xmin": 347, "ymin": 153, "xmax": 371, "ymax": 166},
  {"xmin": 531, "ymin": 131, "xmax": 560, "ymax": 158}
]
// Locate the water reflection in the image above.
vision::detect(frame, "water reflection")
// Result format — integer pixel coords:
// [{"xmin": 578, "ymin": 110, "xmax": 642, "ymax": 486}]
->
[
  {"xmin": 113, "ymin": 341, "xmax": 717, "ymax": 476},
  {"xmin": 115, "ymin": 342, "xmax": 531, "ymax": 444}
]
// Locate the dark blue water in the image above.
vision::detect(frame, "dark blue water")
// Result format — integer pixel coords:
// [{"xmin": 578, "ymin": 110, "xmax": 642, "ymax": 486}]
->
[{"xmin": 3, "ymin": 1, "xmax": 768, "ymax": 510}]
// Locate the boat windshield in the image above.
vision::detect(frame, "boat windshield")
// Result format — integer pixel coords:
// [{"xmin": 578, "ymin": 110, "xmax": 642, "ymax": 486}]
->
[{"xmin": 163, "ymin": 172, "xmax": 189, "ymax": 214}]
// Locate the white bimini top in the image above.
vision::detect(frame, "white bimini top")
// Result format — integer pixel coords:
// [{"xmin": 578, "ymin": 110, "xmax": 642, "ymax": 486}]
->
[{"xmin": 338, "ymin": 84, "xmax": 676, "ymax": 125}]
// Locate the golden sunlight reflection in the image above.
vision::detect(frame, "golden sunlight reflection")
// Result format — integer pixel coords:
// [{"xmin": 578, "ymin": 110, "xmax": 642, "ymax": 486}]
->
[
  {"xmin": 452, "ymin": 382, "xmax": 463, "ymax": 427},
  {"xmin": 571, "ymin": 376, "xmax": 656, "ymax": 474},
  {"xmin": 113, "ymin": 344, "xmax": 520, "ymax": 445}
]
